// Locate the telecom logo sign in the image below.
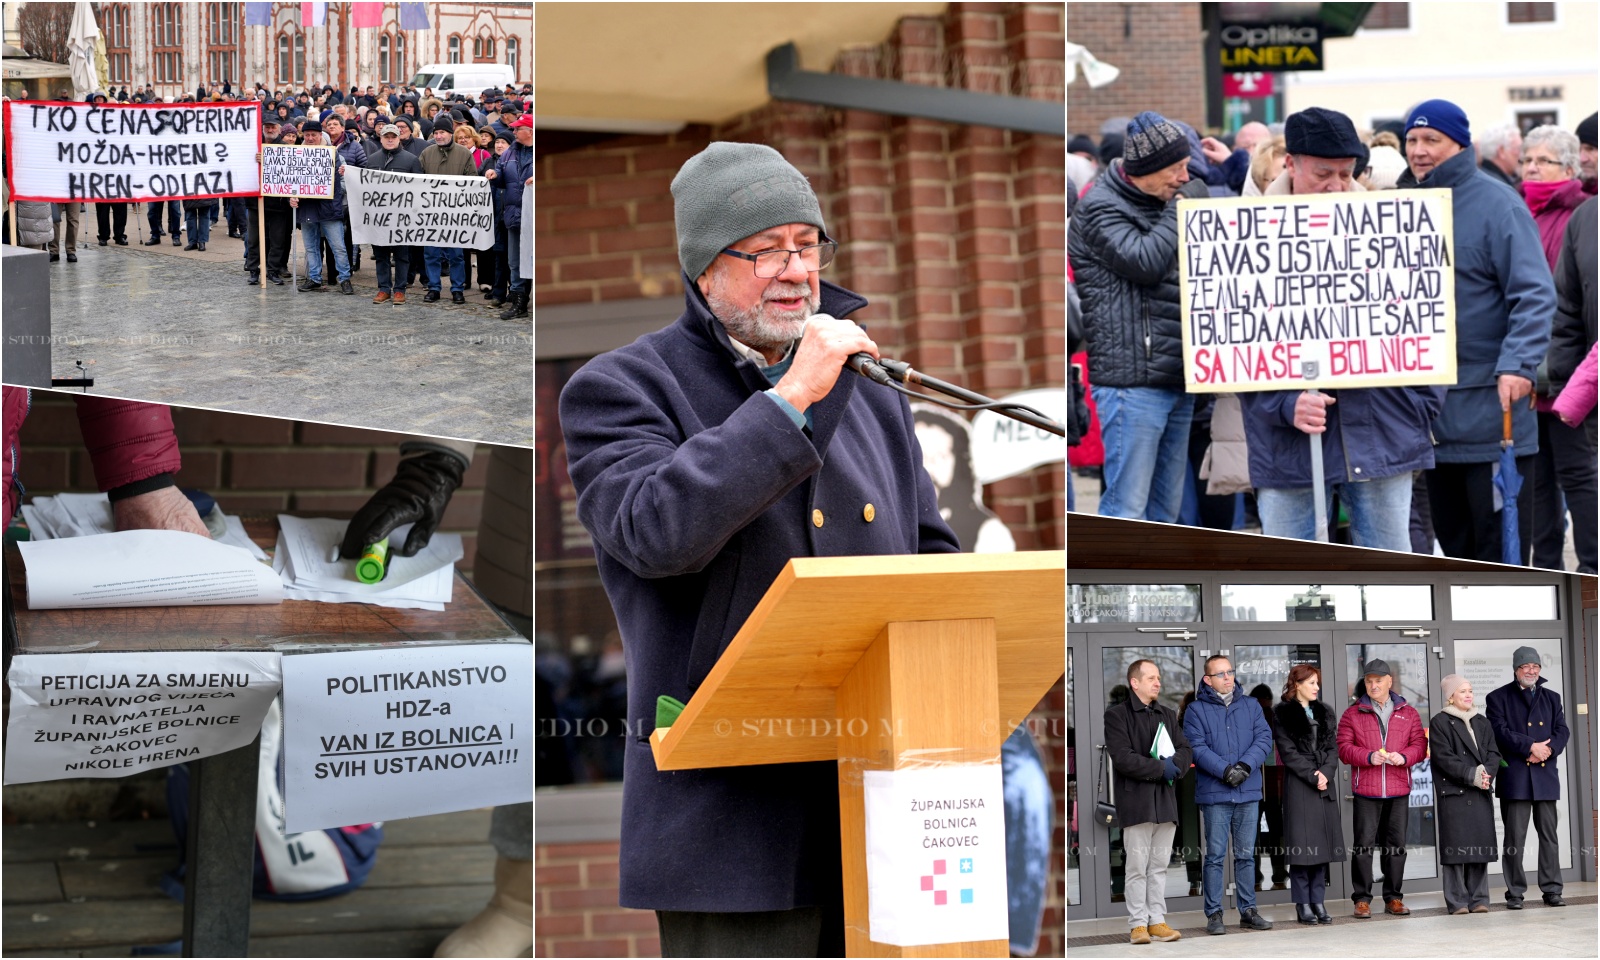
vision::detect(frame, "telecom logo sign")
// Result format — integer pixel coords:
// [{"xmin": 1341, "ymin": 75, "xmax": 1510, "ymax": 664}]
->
[{"xmin": 920, "ymin": 858, "xmax": 978, "ymax": 906}]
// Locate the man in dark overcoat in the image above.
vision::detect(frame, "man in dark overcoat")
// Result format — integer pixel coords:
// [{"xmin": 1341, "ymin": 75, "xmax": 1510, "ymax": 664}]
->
[
  {"xmin": 560, "ymin": 141, "xmax": 960, "ymax": 957},
  {"xmin": 1104, "ymin": 659, "xmax": 1192, "ymax": 944},
  {"xmin": 1486, "ymin": 645, "xmax": 1571, "ymax": 907}
]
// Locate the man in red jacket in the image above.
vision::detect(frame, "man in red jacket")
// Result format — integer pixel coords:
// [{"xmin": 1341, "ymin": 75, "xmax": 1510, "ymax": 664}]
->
[
  {"xmin": 1336, "ymin": 659, "xmax": 1428, "ymax": 918},
  {"xmin": 2, "ymin": 387, "xmax": 207, "ymax": 536}
]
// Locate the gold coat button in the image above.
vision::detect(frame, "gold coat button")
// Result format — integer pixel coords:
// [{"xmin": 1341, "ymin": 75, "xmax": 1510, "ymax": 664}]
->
[
  {"xmin": 863, "ymin": 503, "xmax": 875, "ymax": 523},
  {"xmin": 1538, "ymin": 721, "xmax": 1544, "ymax": 726},
  {"xmin": 812, "ymin": 509, "xmax": 824, "ymax": 528}
]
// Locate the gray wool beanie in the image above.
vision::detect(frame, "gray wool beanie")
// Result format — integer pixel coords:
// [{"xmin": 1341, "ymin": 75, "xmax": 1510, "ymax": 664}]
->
[
  {"xmin": 671, "ymin": 142, "xmax": 826, "ymax": 282},
  {"xmin": 1513, "ymin": 646, "xmax": 1542, "ymax": 670}
]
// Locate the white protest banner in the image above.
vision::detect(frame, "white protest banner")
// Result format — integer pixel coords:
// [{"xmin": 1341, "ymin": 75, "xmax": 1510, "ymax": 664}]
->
[
  {"xmin": 3, "ymin": 100, "xmax": 262, "ymax": 202},
  {"xmin": 3, "ymin": 652, "xmax": 282, "ymax": 784},
  {"xmin": 863, "ymin": 763, "xmax": 1008, "ymax": 947},
  {"xmin": 280, "ymin": 642, "xmax": 532, "ymax": 832},
  {"xmin": 969, "ymin": 388, "xmax": 1068, "ymax": 485},
  {"xmin": 345, "ymin": 166, "xmax": 494, "ymax": 250},
  {"xmin": 261, "ymin": 143, "xmax": 335, "ymax": 197},
  {"xmin": 1178, "ymin": 189, "xmax": 1457, "ymax": 393}
]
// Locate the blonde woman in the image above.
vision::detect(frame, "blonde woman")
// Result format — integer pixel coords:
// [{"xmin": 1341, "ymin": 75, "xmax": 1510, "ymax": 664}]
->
[{"xmin": 1430, "ymin": 675, "xmax": 1500, "ymax": 914}]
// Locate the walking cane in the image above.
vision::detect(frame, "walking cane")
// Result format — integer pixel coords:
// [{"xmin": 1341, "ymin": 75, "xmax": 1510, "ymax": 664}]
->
[{"xmin": 1303, "ymin": 361, "xmax": 1329, "ymax": 543}]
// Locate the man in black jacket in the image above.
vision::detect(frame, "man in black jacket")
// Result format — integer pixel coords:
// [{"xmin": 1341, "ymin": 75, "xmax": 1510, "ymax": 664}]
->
[
  {"xmin": 1105, "ymin": 659, "xmax": 1193, "ymax": 945},
  {"xmin": 1069, "ymin": 111, "xmax": 1211, "ymax": 522},
  {"xmin": 362, "ymin": 124, "xmax": 424, "ymax": 304}
]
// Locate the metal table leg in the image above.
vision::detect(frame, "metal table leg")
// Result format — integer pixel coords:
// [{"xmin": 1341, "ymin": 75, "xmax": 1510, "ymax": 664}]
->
[{"xmin": 182, "ymin": 735, "xmax": 260, "ymax": 957}]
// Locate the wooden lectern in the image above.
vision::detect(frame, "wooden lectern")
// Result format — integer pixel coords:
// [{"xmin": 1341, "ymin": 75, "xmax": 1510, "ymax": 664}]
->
[{"xmin": 650, "ymin": 550, "xmax": 1065, "ymax": 957}]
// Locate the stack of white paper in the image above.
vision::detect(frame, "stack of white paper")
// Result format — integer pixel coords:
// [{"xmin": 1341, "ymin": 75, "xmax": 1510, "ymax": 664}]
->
[
  {"xmin": 273, "ymin": 515, "xmax": 460, "ymax": 611},
  {"xmin": 17, "ymin": 530, "xmax": 284, "ymax": 609},
  {"xmin": 22, "ymin": 493, "xmax": 268, "ymax": 560}
]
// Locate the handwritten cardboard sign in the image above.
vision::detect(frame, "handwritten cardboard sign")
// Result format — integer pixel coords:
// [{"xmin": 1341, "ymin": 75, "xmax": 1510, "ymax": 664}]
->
[
  {"xmin": 1178, "ymin": 190, "xmax": 1457, "ymax": 393},
  {"xmin": 3, "ymin": 100, "xmax": 262, "ymax": 202},
  {"xmin": 345, "ymin": 166, "xmax": 495, "ymax": 249},
  {"xmin": 261, "ymin": 143, "xmax": 336, "ymax": 197},
  {"xmin": 3, "ymin": 652, "xmax": 282, "ymax": 784},
  {"xmin": 280, "ymin": 642, "xmax": 532, "ymax": 832}
]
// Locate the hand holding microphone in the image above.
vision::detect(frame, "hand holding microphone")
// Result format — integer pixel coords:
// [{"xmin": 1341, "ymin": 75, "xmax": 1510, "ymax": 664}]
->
[{"xmin": 770, "ymin": 314, "xmax": 880, "ymax": 414}]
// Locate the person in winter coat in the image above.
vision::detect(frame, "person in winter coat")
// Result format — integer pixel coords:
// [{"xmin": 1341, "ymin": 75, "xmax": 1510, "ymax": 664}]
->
[
  {"xmin": 1547, "ymin": 195, "xmax": 1596, "ymax": 566},
  {"xmin": 1241, "ymin": 107, "xmax": 1446, "ymax": 549},
  {"xmin": 181, "ymin": 195, "xmax": 218, "ymax": 251},
  {"xmin": 1181, "ymin": 654, "xmax": 1275, "ymax": 935},
  {"xmin": 417, "ymin": 115, "xmax": 481, "ymax": 304},
  {"xmin": 484, "ymin": 114, "xmax": 532, "ymax": 320},
  {"xmin": 1553, "ymin": 342, "xmax": 1598, "ymax": 426},
  {"xmin": 1486, "ymin": 646, "xmax": 1570, "ymax": 907},
  {"xmin": 1335, "ymin": 658, "xmax": 1427, "ymax": 917},
  {"xmin": 361, "ymin": 125, "xmax": 423, "ymax": 304},
  {"xmin": 1068, "ymin": 111, "xmax": 1211, "ymax": 523},
  {"xmin": 288, "ymin": 121, "xmax": 355, "ymax": 294},
  {"xmin": 558, "ymin": 141, "xmax": 959, "ymax": 956},
  {"xmin": 1430, "ymin": 675, "xmax": 1501, "ymax": 914},
  {"xmin": 1104, "ymin": 660, "xmax": 1191, "ymax": 944},
  {"xmin": 11, "ymin": 200, "xmax": 54, "ymax": 251},
  {"xmin": 320, "ymin": 115, "xmax": 366, "ymax": 285},
  {"xmin": 1399, "ymin": 99, "xmax": 1555, "ymax": 563},
  {"xmin": 1517, "ymin": 128, "xmax": 1597, "ymax": 573},
  {"xmin": 1271, "ymin": 664, "xmax": 1344, "ymax": 926}
]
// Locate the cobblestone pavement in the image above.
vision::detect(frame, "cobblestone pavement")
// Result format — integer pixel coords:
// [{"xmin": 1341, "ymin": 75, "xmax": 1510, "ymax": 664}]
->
[{"xmin": 28, "ymin": 227, "xmax": 530, "ymax": 446}]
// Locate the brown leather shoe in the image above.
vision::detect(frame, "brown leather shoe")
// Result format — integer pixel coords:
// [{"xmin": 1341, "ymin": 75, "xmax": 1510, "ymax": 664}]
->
[
  {"xmin": 392, "ymin": 290, "xmax": 406, "ymax": 304},
  {"xmin": 1353, "ymin": 901, "xmax": 1372, "ymax": 918},
  {"xmin": 1386, "ymin": 899, "xmax": 1410, "ymax": 916},
  {"xmin": 373, "ymin": 291, "xmax": 391, "ymax": 303},
  {"xmin": 1470, "ymin": 904, "xmax": 1490, "ymax": 913}
]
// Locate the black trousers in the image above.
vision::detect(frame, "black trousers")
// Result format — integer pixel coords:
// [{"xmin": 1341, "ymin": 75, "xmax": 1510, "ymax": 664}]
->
[
  {"xmin": 146, "ymin": 199, "xmax": 181, "ymax": 237},
  {"xmin": 243, "ymin": 204, "xmax": 293, "ymax": 278},
  {"xmin": 1425, "ymin": 458, "xmax": 1535, "ymax": 563},
  {"xmin": 1350, "ymin": 795, "xmax": 1408, "ymax": 904},
  {"xmin": 1529, "ymin": 410, "xmax": 1598, "ymax": 572},
  {"xmin": 95, "ymin": 202, "xmax": 128, "ymax": 242},
  {"xmin": 1500, "ymin": 798, "xmax": 1562, "ymax": 901},
  {"xmin": 657, "ymin": 906, "xmax": 844, "ymax": 958},
  {"xmin": 1289, "ymin": 862, "xmax": 1328, "ymax": 905}
]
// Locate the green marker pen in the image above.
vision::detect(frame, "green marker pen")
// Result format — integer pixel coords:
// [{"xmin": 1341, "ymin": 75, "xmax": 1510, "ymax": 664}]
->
[{"xmin": 356, "ymin": 538, "xmax": 389, "ymax": 584}]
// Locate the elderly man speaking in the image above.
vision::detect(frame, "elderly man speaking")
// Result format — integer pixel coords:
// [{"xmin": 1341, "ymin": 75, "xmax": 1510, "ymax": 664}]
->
[{"xmin": 560, "ymin": 142, "xmax": 960, "ymax": 957}]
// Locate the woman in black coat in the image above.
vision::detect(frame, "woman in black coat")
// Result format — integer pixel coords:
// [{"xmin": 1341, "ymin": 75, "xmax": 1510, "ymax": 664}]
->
[
  {"xmin": 1271, "ymin": 664, "xmax": 1344, "ymax": 925},
  {"xmin": 1431, "ymin": 675, "xmax": 1501, "ymax": 914}
]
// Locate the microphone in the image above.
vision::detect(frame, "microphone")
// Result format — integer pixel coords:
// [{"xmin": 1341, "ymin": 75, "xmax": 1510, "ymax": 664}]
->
[{"xmin": 807, "ymin": 313, "xmax": 892, "ymax": 385}]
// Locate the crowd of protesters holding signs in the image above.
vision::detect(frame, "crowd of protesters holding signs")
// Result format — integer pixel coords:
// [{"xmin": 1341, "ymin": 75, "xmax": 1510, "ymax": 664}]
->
[
  {"xmin": 2, "ymin": 78, "xmax": 531, "ymax": 319},
  {"xmin": 1068, "ymin": 100, "xmax": 1597, "ymax": 572}
]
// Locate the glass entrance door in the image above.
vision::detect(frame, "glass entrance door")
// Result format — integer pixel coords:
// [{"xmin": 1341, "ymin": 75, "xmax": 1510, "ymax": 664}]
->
[{"xmin": 1335, "ymin": 634, "xmax": 1440, "ymax": 895}]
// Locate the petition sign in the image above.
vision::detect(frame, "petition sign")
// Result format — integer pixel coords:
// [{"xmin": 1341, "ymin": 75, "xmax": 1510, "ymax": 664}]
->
[
  {"xmin": 3, "ymin": 100, "xmax": 262, "ymax": 202},
  {"xmin": 345, "ymin": 166, "xmax": 494, "ymax": 249},
  {"xmin": 1178, "ymin": 190, "xmax": 1457, "ymax": 393},
  {"xmin": 3, "ymin": 652, "xmax": 281, "ymax": 784},
  {"xmin": 281, "ymin": 643, "xmax": 532, "ymax": 833},
  {"xmin": 261, "ymin": 143, "xmax": 335, "ymax": 197}
]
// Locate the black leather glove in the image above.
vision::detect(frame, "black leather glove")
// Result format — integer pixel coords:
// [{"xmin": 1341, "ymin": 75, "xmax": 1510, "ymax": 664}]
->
[
  {"xmin": 1222, "ymin": 762, "xmax": 1251, "ymax": 787},
  {"xmin": 339, "ymin": 449, "xmax": 467, "ymax": 559}
]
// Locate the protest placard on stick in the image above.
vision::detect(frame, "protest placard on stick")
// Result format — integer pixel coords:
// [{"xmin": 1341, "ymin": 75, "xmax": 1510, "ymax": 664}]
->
[
  {"xmin": 1178, "ymin": 189, "xmax": 1457, "ymax": 393},
  {"xmin": 345, "ymin": 166, "xmax": 495, "ymax": 250},
  {"xmin": 3, "ymin": 100, "xmax": 262, "ymax": 202},
  {"xmin": 261, "ymin": 144, "xmax": 335, "ymax": 197}
]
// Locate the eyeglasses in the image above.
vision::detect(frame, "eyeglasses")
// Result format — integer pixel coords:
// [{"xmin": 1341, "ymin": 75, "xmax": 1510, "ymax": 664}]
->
[
  {"xmin": 1208, "ymin": 670, "xmax": 1236, "ymax": 679},
  {"xmin": 1521, "ymin": 156, "xmax": 1563, "ymax": 169},
  {"xmin": 719, "ymin": 240, "xmax": 837, "ymax": 279}
]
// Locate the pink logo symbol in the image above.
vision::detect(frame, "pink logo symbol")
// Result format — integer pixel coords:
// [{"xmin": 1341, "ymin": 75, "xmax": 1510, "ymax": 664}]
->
[{"xmin": 920, "ymin": 860, "xmax": 949, "ymax": 904}]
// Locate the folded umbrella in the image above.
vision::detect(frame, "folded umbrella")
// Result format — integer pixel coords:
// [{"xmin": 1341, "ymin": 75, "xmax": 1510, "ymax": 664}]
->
[{"xmin": 1495, "ymin": 408, "xmax": 1523, "ymax": 565}]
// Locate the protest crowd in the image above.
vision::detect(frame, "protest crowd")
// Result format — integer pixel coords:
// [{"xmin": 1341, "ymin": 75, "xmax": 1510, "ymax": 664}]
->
[
  {"xmin": 5, "ymin": 78, "xmax": 532, "ymax": 319},
  {"xmin": 1067, "ymin": 101, "xmax": 1597, "ymax": 572}
]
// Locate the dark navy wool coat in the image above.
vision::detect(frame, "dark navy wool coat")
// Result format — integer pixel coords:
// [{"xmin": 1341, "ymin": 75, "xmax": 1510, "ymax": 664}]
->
[
  {"xmin": 559, "ymin": 278, "xmax": 960, "ymax": 912},
  {"xmin": 1486, "ymin": 676, "xmax": 1570, "ymax": 801}
]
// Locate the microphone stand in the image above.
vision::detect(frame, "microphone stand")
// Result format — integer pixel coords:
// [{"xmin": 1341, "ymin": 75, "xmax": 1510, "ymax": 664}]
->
[{"xmin": 872, "ymin": 358, "xmax": 1065, "ymax": 437}]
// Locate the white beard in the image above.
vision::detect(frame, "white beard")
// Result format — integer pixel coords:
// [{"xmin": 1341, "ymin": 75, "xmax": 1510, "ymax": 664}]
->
[{"xmin": 704, "ymin": 272, "xmax": 818, "ymax": 358}]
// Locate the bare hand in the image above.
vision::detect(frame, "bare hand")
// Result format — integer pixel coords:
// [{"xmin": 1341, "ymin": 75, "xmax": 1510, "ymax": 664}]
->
[
  {"xmin": 112, "ymin": 486, "xmax": 209, "ymax": 537},
  {"xmin": 771, "ymin": 315, "xmax": 879, "ymax": 413},
  {"xmin": 289, "ymin": 197, "xmax": 299, "ymax": 208},
  {"xmin": 1292, "ymin": 391, "xmax": 1336, "ymax": 433},
  {"xmin": 484, "ymin": 169, "xmax": 497, "ymax": 180},
  {"xmin": 1386, "ymin": 751, "xmax": 1406, "ymax": 766},
  {"xmin": 1315, "ymin": 771, "xmax": 1328, "ymax": 791},
  {"xmin": 1529, "ymin": 739, "xmax": 1552, "ymax": 762},
  {"xmin": 1199, "ymin": 136, "xmax": 1231, "ymax": 164},
  {"xmin": 1498, "ymin": 374, "xmax": 1534, "ymax": 411}
]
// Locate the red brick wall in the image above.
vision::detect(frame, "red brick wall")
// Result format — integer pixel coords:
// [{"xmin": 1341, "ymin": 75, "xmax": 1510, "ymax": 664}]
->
[
  {"xmin": 13, "ymin": 395, "xmax": 492, "ymax": 574},
  {"xmin": 1066, "ymin": 2, "xmax": 1205, "ymax": 139},
  {"xmin": 537, "ymin": 841, "xmax": 657, "ymax": 958}
]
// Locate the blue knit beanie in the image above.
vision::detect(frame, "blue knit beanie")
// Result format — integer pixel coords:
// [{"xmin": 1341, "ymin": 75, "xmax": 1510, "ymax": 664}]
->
[{"xmin": 1405, "ymin": 99, "xmax": 1471, "ymax": 148}]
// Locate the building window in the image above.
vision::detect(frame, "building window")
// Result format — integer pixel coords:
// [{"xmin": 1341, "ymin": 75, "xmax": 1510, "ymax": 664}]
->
[
  {"xmin": 279, "ymin": 30, "xmax": 306, "ymax": 85},
  {"xmin": 99, "ymin": 4, "xmax": 132, "ymax": 85},
  {"xmin": 448, "ymin": 35, "xmax": 461, "ymax": 63},
  {"xmin": 505, "ymin": 37, "xmax": 518, "ymax": 78},
  {"xmin": 278, "ymin": 34, "xmax": 290, "ymax": 83},
  {"xmin": 472, "ymin": 36, "xmax": 481, "ymax": 59},
  {"xmin": 379, "ymin": 33, "xmax": 391, "ymax": 83},
  {"xmin": 482, "ymin": 35, "xmax": 495, "ymax": 61},
  {"xmin": 1507, "ymin": 2, "xmax": 1556, "ymax": 23},
  {"xmin": 1362, "ymin": 2, "xmax": 1411, "ymax": 29},
  {"xmin": 295, "ymin": 33, "xmax": 306, "ymax": 85},
  {"xmin": 152, "ymin": 3, "xmax": 183, "ymax": 85},
  {"xmin": 395, "ymin": 32, "xmax": 407, "ymax": 81}
]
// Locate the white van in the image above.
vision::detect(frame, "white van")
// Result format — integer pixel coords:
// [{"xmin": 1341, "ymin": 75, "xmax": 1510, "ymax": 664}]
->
[{"xmin": 410, "ymin": 63, "xmax": 516, "ymax": 94}]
